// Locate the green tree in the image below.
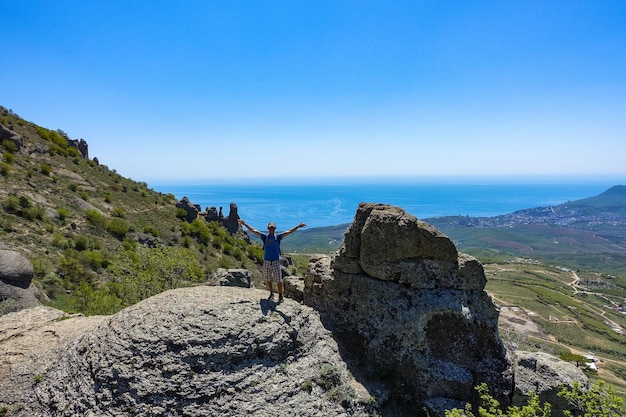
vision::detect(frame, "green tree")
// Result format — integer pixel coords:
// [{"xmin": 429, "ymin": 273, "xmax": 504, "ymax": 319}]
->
[
  {"xmin": 107, "ymin": 246, "xmax": 203, "ymax": 307},
  {"xmin": 445, "ymin": 381, "xmax": 624, "ymax": 417},
  {"xmin": 559, "ymin": 352, "xmax": 588, "ymax": 368},
  {"xmin": 559, "ymin": 381, "xmax": 624, "ymax": 417}
]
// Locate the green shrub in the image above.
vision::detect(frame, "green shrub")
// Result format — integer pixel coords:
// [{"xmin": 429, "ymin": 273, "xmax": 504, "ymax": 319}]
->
[
  {"xmin": 112, "ymin": 207, "xmax": 125, "ymax": 218},
  {"xmin": 218, "ymin": 256, "xmax": 231, "ymax": 269},
  {"xmin": 223, "ymin": 243, "xmax": 234, "ymax": 256},
  {"xmin": 1, "ymin": 139, "xmax": 18, "ymax": 153},
  {"xmin": 57, "ymin": 207, "xmax": 69, "ymax": 221},
  {"xmin": 143, "ymin": 225, "xmax": 159, "ymax": 237},
  {"xmin": 18, "ymin": 195, "xmax": 31, "ymax": 209},
  {"xmin": 175, "ymin": 208, "xmax": 188, "ymax": 219},
  {"xmin": 78, "ymin": 250, "xmax": 108, "ymax": 269},
  {"xmin": 1, "ymin": 218, "xmax": 14, "ymax": 232},
  {"xmin": 122, "ymin": 238, "xmax": 137, "ymax": 251},
  {"xmin": 107, "ymin": 247, "xmax": 203, "ymax": 308},
  {"xmin": 52, "ymin": 233, "xmax": 70, "ymax": 249},
  {"xmin": 0, "ymin": 298, "xmax": 23, "ymax": 316},
  {"xmin": 2, "ymin": 152, "xmax": 14, "ymax": 164},
  {"xmin": 72, "ymin": 281, "xmax": 122, "ymax": 315},
  {"xmin": 85, "ymin": 209, "xmax": 106, "ymax": 228},
  {"xmin": 22, "ymin": 205, "xmax": 45, "ymax": 221},
  {"xmin": 49, "ymin": 144, "xmax": 68, "ymax": 156},
  {"xmin": 3, "ymin": 195, "xmax": 44, "ymax": 220},
  {"xmin": 0, "ymin": 162, "xmax": 10, "ymax": 176},
  {"xmin": 68, "ymin": 183, "xmax": 78, "ymax": 192},
  {"xmin": 40, "ymin": 163, "xmax": 51, "ymax": 176},
  {"xmin": 57, "ymin": 254, "xmax": 85, "ymax": 283},
  {"xmin": 4, "ymin": 196, "xmax": 20, "ymax": 213},
  {"xmin": 315, "ymin": 364, "xmax": 342, "ymax": 390},
  {"xmin": 107, "ymin": 218, "xmax": 129, "ymax": 239},
  {"xmin": 444, "ymin": 381, "xmax": 624, "ymax": 417},
  {"xmin": 74, "ymin": 235, "xmax": 89, "ymax": 251}
]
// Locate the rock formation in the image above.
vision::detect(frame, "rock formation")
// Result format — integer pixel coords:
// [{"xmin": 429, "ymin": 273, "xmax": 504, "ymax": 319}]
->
[
  {"xmin": 175, "ymin": 196, "xmax": 201, "ymax": 222},
  {"xmin": 0, "ymin": 249, "xmax": 40, "ymax": 314},
  {"xmin": 211, "ymin": 268, "xmax": 254, "ymax": 288},
  {"xmin": 512, "ymin": 351, "xmax": 588, "ymax": 417},
  {"xmin": 0, "ymin": 286, "xmax": 375, "ymax": 417},
  {"xmin": 221, "ymin": 202, "xmax": 241, "ymax": 234},
  {"xmin": 303, "ymin": 203, "xmax": 514, "ymax": 414},
  {"xmin": 67, "ymin": 138, "xmax": 89, "ymax": 159},
  {"xmin": 0, "ymin": 123, "xmax": 24, "ymax": 152},
  {"xmin": 176, "ymin": 198, "xmax": 243, "ymax": 235}
]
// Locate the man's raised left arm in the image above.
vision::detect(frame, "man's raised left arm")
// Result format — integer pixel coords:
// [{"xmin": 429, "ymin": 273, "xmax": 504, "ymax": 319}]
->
[{"xmin": 281, "ymin": 222, "xmax": 306, "ymax": 237}]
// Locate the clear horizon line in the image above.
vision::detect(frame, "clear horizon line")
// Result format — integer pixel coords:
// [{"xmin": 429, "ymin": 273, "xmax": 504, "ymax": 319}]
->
[{"xmin": 146, "ymin": 173, "xmax": 626, "ymax": 188}]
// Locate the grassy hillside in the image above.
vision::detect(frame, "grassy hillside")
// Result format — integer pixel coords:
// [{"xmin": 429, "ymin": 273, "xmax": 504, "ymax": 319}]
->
[
  {"xmin": 0, "ymin": 106, "xmax": 269, "ymax": 315},
  {"xmin": 431, "ymin": 223, "xmax": 626, "ymax": 275},
  {"xmin": 484, "ymin": 262, "xmax": 626, "ymax": 398},
  {"xmin": 279, "ymin": 223, "xmax": 348, "ymax": 254}
]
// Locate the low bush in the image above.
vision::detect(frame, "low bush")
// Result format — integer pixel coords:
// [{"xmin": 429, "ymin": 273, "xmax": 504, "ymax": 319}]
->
[
  {"xmin": 85, "ymin": 209, "xmax": 106, "ymax": 228},
  {"xmin": 57, "ymin": 207, "xmax": 69, "ymax": 221},
  {"xmin": 445, "ymin": 381, "xmax": 624, "ymax": 417},
  {"xmin": 40, "ymin": 163, "xmax": 51, "ymax": 176},
  {"xmin": 107, "ymin": 218, "xmax": 129, "ymax": 239}
]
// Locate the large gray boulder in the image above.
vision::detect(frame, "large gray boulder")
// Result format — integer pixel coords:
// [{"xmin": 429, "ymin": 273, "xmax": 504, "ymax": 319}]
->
[
  {"xmin": 212, "ymin": 268, "xmax": 254, "ymax": 288},
  {"xmin": 303, "ymin": 202, "xmax": 514, "ymax": 415},
  {"xmin": 28, "ymin": 286, "xmax": 374, "ymax": 417},
  {"xmin": 0, "ymin": 250, "xmax": 40, "ymax": 314},
  {"xmin": 512, "ymin": 351, "xmax": 588, "ymax": 417},
  {"xmin": 0, "ymin": 249, "xmax": 35, "ymax": 286}
]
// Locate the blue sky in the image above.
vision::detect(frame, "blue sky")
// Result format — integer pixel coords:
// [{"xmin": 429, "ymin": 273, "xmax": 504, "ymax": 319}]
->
[{"xmin": 2, "ymin": 1, "xmax": 625, "ymax": 184}]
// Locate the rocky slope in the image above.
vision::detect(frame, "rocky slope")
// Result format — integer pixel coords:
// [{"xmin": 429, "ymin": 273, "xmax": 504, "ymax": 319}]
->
[{"xmin": 2, "ymin": 286, "xmax": 375, "ymax": 416}]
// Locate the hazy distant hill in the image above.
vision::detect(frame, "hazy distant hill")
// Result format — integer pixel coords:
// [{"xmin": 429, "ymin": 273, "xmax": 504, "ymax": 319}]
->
[
  {"xmin": 288, "ymin": 186, "xmax": 626, "ymax": 275},
  {"xmin": 425, "ymin": 185, "xmax": 626, "ymax": 274}
]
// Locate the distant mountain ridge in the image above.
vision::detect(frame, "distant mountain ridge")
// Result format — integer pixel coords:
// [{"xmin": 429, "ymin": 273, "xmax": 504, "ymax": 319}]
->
[
  {"xmin": 427, "ymin": 185, "xmax": 626, "ymax": 241},
  {"xmin": 288, "ymin": 186, "xmax": 626, "ymax": 274},
  {"xmin": 424, "ymin": 185, "xmax": 626, "ymax": 274}
]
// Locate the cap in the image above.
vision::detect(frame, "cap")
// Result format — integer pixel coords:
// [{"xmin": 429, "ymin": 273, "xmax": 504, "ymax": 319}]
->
[{"xmin": 267, "ymin": 222, "xmax": 276, "ymax": 229}]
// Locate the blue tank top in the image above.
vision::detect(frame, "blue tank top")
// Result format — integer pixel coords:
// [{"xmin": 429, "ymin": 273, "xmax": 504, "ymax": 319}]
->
[{"xmin": 262, "ymin": 233, "xmax": 282, "ymax": 261}]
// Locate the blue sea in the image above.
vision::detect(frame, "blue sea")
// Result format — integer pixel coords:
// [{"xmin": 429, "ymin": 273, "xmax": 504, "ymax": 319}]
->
[{"xmin": 151, "ymin": 178, "xmax": 621, "ymax": 230}]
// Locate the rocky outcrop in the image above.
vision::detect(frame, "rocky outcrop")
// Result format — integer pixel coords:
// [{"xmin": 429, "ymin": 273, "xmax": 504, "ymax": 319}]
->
[
  {"xmin": 176, "ymin": 196, "xmax": 201, "ymax": 222},
  {"xmin": 0, "ymin": 250, "xmax": 40, "ymax": 314},
  {"xmin": 67, "ymin": 138, "xmax": 88, "ymax": 159},
  {"xmin": 0, "ymin": 250, "xmax": 34, "ymax": 286},
  {"xmin": 0, "ymin": 306, "xmax": 105, "ymax": 415},
  {"xmin": 176, "ymin": 199, "xmax": 242, "ymax": 235},
  {"xmin": 221, "ymin": 202, "xmax": 241, "ymax": 234},
  {"xmin": 211, "ymin": 268, "xmax": 254, "ymax": 288},
  {"xmin": 512, "ymin": 351, "xmax": 588, "ymax": 417},
  {"xmin": 303, "ymin": 203, "xmax": 514, "ymax": 415},
  {"xmin": 0, "ymin": 123, "xmax": 23, "ymax": 152},
  {"xmin": 21, "ymin": 286, "xmax": 373, "ymax": 417}
]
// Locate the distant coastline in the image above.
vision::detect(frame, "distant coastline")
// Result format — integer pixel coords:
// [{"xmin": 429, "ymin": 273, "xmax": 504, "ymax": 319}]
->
[{"xmin": 152, "ymin": 179, "xmax": 620, "ymax": 229}]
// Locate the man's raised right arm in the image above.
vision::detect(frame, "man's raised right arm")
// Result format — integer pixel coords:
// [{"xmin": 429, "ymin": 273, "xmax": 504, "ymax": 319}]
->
[{"xmin": 238, "ymin": 219, "xmax": 261, "ymax": 237}]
